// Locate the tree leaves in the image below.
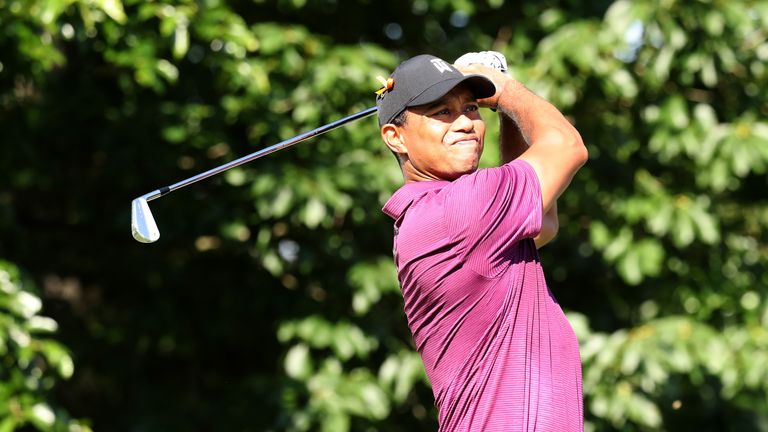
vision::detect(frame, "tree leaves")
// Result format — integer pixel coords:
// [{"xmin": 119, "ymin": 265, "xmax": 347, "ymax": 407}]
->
[
  {"xmin": 0, "ymin": 262, "xmax": 88, "ymax": 431},
  {"xmin": 574, "ymin": 312, "xmax": 768, "ymax": 430}
]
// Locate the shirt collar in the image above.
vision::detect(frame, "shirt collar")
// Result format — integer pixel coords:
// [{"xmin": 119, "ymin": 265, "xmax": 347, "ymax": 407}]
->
[{"xmin": 382, "ymin": 180, "xmax": 449, "ymax": 220}]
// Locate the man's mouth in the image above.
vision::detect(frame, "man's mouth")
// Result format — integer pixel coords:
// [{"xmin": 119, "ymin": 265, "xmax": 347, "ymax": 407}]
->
[{"xmin": 450, "ymin": 136, "xmax": 479, "ymax": 146}]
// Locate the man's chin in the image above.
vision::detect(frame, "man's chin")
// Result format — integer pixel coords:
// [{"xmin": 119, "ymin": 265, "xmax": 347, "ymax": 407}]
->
[{"xmin": 447, "ymin": 163, "xmax": 479, "ymax": 179}]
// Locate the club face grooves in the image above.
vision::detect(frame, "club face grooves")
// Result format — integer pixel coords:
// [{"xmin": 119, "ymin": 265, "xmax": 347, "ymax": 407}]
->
[{"xmin": 131, "ymin": 197, "xmax": 160, "ymax": 243}]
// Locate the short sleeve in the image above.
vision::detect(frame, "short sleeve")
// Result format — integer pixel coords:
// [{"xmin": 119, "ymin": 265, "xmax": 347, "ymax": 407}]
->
[{"xmin": 443, "ymin": 159, "xmax": 542, "ymax": 276}]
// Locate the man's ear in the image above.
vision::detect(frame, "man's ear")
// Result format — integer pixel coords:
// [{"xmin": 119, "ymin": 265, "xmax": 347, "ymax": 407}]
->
[{"xmin": 381, "ymin": 124, "xmax": 407, "ymax": 155}]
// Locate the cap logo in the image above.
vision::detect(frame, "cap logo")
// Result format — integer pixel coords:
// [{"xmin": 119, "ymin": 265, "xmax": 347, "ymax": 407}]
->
[{"xmin": 430, "ymin": 59, "xmax": 453, "ymax": 73}]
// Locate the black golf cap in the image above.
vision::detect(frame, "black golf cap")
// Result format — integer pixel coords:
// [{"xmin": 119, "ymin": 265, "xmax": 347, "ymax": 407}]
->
[{"xmin": 375, "ymin": 54, "xmax": 496, "ymax": 127}]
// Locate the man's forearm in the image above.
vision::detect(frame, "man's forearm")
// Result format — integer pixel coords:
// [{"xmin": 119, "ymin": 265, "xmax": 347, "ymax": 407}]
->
[
  {"xmin": 497, "ymin": 78, "xmax": 587, "ymax": 214},
  {"xmin": 496, "ymin": 79, "xmax": 578, "ymax": 146},
  {"xmin": 496, "ymin": 82, "xmax": 565, "ymax": 247},
  {"xmin": 499, "ymin": 113, "xmax": 527, "ymax": 164}
]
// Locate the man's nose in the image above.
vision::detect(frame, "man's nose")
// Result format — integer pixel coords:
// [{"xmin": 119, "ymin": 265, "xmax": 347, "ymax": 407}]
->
[{"xmin": 452, "ymin": 113, "xmax": 475, "ymax": 132}]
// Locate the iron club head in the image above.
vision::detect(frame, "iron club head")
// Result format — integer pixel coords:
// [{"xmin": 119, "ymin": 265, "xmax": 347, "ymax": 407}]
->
[
  {"xmin": 131, "ymin": 197, "xmax": 160, "ymax": 243},
  {"xmin": 130, "ymin": 106, "xmax": 377, "ymax": 244}
]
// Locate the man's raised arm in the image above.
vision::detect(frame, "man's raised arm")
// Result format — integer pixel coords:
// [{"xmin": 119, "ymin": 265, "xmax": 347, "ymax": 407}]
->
[
  {"xmin": 498, "ymin": 79, "xmax": 587, "ymax": 213},
  {"xmin": 498, "ymin": 104, "xmax": 560, "ymax": 249}
]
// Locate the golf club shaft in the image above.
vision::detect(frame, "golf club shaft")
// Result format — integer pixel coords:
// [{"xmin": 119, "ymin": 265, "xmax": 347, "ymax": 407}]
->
[{"xmin": 141, "ymin": 106, "xmax": 378, "ymax": 202}]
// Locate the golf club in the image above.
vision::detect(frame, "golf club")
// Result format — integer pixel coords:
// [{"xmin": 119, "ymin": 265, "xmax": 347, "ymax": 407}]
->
[{"xmin": 131, "ymin": 106, "xmax": 377, "ymax": 243}]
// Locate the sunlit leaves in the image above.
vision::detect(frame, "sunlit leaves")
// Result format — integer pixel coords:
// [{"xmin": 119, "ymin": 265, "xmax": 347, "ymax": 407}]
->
[
  {"xmin": 588, "ymin": 169, "xmax": 722, "ymax": 284},
  {"xmin": 278, "ymin": 315, "xmax": 395, "ymax": 431},
  {"xmin": 573, "ymin": 312, "xmax": 768, "ymax": 430},
  {"xmin": 0, "ymin": 261, "xmax": 89, "ymax": 431},
  {"xmin": 278, "ymin": 316, "xmax": 378, "ymax": 361},
  {"xmin": 347, "ymin": 259, "xmax": 399, "ymax": 315},
  {"xmin": 285, "ymin": 359, "xmax": 390, "ymax": 431},
  {"xmin": 92, "ymin": 0, "xmax": 126, "ymax": 24},
  {"xmin": 285, "ymin": 343, "xmax": 313, "ymax": 380},
  {"xmin": 378, "ymin": 350, "xmax": 427, "ymax": 404}
]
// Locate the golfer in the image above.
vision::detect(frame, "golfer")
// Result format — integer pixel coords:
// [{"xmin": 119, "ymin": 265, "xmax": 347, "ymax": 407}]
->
[{"xmin": 377, "ymin": 53, "xmax": 588, "ymax": 431}]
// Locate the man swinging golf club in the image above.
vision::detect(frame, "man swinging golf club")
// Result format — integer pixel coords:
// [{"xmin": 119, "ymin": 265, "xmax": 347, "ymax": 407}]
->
[{"xmin": 378, "ymin": 53, "xmax": 588, "ymax": 431}]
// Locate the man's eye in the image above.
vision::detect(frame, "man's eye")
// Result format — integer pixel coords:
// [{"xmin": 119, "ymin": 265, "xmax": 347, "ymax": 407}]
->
[
  {"xmin": 434, "ymin": 108, "xmax": 449, "ymax": 116},
  {"xmin": 465, "ymin": 105, "xmax": 479, "ymax": 112}
]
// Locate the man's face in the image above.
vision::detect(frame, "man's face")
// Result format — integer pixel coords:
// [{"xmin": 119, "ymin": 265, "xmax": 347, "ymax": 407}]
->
[{"xmin": 397, "ymin": 85, "xmax": 486, "ymax": 181}]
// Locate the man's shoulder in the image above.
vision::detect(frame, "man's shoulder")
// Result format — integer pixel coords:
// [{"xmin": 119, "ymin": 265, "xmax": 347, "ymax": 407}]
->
[
  {"xmin": 383, "ymin": 160, "xmax": 537, "ymax": 220},
  {"xmin": 382, "ymin": 180, "xmax": 450, "ymax": 220}
]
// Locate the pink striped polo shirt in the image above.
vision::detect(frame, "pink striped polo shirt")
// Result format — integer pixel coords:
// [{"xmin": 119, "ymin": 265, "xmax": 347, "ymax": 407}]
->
[{"xmin": 383, "ymin": 159, "xmax": 583, "ymax": 431}]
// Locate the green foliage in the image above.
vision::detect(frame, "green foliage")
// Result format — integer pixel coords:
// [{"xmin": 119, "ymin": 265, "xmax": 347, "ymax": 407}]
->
[
  {"xmin": 571, "ymin": 312, "xmax": 768, "ymax": 431},
  {"xmin": 0, "ymin": 261, "xmax": 89, "ymax": 431},
  {"xmin": 0, "ymin": 0, "xmax": 766, "ymax": 430}
]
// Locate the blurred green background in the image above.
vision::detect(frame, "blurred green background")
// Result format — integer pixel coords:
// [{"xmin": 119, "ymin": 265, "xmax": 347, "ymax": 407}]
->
[{"xmin": 1, "ymin": 0, "xmax": 767, "ymax": 430}]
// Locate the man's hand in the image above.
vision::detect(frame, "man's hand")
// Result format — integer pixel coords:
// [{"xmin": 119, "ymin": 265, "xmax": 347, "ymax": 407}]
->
[
  {"xmin": 456, "ymin": 64, "xmax": 512, "ymax": 109},
  {"xmin": 454, "ymin": 63, "xmax": 511, "ymax": 110}
]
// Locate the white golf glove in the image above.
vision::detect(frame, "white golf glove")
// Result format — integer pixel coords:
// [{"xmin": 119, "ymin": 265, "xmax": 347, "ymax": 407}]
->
[{"xmin": 454, "ymin": 51, "xmax": 509, "ymax": 76}]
